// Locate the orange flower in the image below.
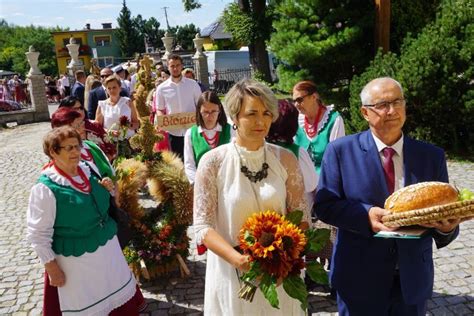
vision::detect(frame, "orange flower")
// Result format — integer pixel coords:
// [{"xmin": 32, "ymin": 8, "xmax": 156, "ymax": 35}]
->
[{"xmin": 238, "ymin": 210, "xmax": 307, "ymax": 279}]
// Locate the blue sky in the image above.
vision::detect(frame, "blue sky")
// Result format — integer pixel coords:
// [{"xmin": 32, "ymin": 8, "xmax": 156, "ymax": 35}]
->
[{"xmin": 0, "ymin": 0, "xmax": 234, "ymax": 31}]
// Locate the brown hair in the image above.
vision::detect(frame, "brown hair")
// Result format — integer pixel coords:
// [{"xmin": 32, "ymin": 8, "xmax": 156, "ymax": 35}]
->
[
  {"xmin": 266, "ymin": 99, "xmax": 299, "ymax": 144},
  {"xmin": 75, "ymin": 70, "xmax": 86, "ymax": 80},
  {"xmin": 168, "ymin": 54, "xmax": 183, "ymax": 63},
  {"xmin": 195, "ymin": 91, "xmax": 227, "ymax": 128},
  {"xmin": 104, "ymin": 74, "xmax": 121, "ymax": 87},
  {"xmin": 293, "ymin": 80, "xmax": 319, "ymax": 96},
  {"xmin": 43, "ymin": 126, "xmax": 82, "ymax": 158}
]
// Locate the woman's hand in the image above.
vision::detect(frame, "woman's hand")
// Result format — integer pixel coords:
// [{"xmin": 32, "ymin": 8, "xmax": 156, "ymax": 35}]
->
[
  {"xmin": 99, "ymin": 177, "xmax": 115, "ymax": 192},
  {"xmin": 233, "ymin": 253, "xmax": 251, "ymax": 272},
  {"xmin": 45, "ymin": 260, "xmax": 66, "ymax": 287}
]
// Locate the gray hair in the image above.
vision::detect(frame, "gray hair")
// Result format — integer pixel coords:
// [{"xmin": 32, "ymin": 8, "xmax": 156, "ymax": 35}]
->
[
  {"xmin": 224, "ymin": 79, "xmax": 279, "ymax": 122},
  {"xmin": 360, "ymin": 77, "xmax": 404, "ymax": 105}
]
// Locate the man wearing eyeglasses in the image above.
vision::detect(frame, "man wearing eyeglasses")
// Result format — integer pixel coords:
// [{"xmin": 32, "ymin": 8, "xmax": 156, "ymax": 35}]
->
[
  {"xmin": 87, "ymin": 67, "xmax": 129, "ymax": 120},
  {"xmin": 314, "ymin": 77, "xmax": 460, "ymax": 315}
]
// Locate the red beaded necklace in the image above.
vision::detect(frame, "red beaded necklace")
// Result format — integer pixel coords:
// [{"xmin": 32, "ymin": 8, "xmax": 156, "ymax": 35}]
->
[
  {"xmin": 54, "ymin": 164, "xmax": 91, "ymax": 193},
  {"xmin": 80, "ymin": 147, "xmax": 93, "ymax": 162},
  {"xmin": 202, "ymin": 131, "xmax": 220, "ymax": 149},
  {"xmin": 304, "ymin": 106, "xmax": 325, "ymax": 138}
]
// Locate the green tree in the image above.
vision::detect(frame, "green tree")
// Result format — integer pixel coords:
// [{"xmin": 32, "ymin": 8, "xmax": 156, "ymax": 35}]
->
[
  {"xmin": 0, "ymin": 20, "xmax": 61, "ymax": 76},
  {"xmin": 141, "ymin": 17, "xmax": 165, "ymax": 50},
  {"xmin": 116, "ymin": 0, "xmax": 143, "ymax": 57},
  {"xmin": 269, "ymin": 0, "xmax": 374, "ymax": 104},
  {"xmin": 183, "ymin": 0, "xmax": 274, "ymax": 82},
  {"xmin": 349, "ymin": 0, "xmax": 474, "ymax": 156},
  {"xmin": 173, "ymin": 24, "xmax": 200, "ymax": 51}
]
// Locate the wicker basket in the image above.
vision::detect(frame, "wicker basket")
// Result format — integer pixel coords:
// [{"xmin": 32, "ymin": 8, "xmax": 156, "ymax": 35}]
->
[{"xmin": 382, "ymin": 200, "xmax": 474, "ymax": 227}]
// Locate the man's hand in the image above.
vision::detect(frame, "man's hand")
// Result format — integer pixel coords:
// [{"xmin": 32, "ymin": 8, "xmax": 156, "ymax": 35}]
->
[
  {"xmin": 368, "ymin": 207, "xmax": 399, "ymax": 233},
  {"xmin": 45, "ymin": 260, "xmax": 66, "ymax": 287},
  {"xmin": 420, "ymin": 218, "xmax": 462, "ymax": 233}
]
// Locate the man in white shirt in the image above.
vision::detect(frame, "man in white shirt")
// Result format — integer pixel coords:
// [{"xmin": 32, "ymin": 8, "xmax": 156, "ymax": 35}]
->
[{"xmin": 155, "ymin": 54, "xmax": 202, "ymax": 158}]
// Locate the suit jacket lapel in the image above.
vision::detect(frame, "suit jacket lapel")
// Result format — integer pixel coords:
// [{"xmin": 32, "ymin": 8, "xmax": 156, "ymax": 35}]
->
[{"xmin": 359, "ymin": 130, "xmax": 391, "ymax": 200}]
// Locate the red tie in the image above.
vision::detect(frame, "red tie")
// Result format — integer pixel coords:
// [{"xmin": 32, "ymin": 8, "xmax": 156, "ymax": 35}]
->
[{"xmin": 382, "ymin": 147, "xmax": 396, "ymax": 194}]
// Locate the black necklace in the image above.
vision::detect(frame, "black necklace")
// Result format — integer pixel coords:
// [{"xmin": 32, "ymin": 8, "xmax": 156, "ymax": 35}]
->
[{"xmin": 235, "ymin": 144, "xmax": 269, "ymax": 183}]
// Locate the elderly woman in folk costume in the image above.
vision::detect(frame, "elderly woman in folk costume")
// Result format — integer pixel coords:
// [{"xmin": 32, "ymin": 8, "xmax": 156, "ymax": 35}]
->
[
  {"xmin": 184, "ymin": 90, "xmax": 234, "ymax": 184},
  {"xmin": 193, "ymin": 79, "xmax": 310, "ymax": 315},
  {"xmin": 27, "ymin": 126, "xmax": 144, "ymax": 315},
  {"xmin": 292, "ymin": 80, "xmax": 345, "ymax": 280},
  {"xmin": 292, "ymin": 80, "xmax": 345, "ymax": 174}
]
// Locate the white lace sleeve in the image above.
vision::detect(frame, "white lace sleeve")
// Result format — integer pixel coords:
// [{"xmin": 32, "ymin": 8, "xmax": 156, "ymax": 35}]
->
[
  {"xmin": 193, "ymin": 149, "xmax": 223, "ymax": 245},
  {"xmin": 278, "ymin": 147, "xmax": 310, "ymax": 222}
]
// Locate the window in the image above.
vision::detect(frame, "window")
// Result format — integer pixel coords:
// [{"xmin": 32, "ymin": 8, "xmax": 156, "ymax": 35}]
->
[
  {"xmin": 97, "ymin": 57, "xmax": 114, "ymax": 68},
  {"xmin": 95, "ymin": 36, "xmax": 111, "ymax": 47}
]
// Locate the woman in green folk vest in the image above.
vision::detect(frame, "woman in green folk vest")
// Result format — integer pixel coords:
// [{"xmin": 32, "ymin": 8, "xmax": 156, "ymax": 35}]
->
[
  {"xmin": 184, "ymin": 91, "xmax": 234, "ymax": 184},
  {"xmin": 27, "ymin": 126, "xmax": 143, "ymax": 315},
  {"xmin": 292, "ymin": 81, "xmax": 345, "ymax": 174}
]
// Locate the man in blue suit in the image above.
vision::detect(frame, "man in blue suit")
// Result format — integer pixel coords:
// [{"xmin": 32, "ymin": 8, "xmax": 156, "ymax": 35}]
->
[
  {"xmin": 88, "ymin": 67, "xmax": 129, "ymax": 119},
  {"xmin": 314, "ymin": 77, "xmax": 461, "ymax": 315},
  {"xmin": 71, "ymin": 70, "xmax": 86, "ymax": 107}
]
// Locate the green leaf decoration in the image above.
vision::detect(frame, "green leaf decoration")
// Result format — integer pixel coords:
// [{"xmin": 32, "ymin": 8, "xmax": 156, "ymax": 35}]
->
[
  {"xmin": 259, "ymin": 274, "xmax": 280, "ymax": 309},
  {"xmin": 305, "ymin": 228, "xmax": 330, "ymax": 253},
  {"xmin": 282, "ymin": 275, "xmax": 308, "ymax": 310},
  {"xmin": 286, "ymin": 210, "xmax": 303, "ymax": 225},
  {"xmin": 241, "ymin": 261, "xmax": 261, "ymax": 282},
  {"xmin": 306, "ymin": 261, "xmax": 329, "ymax": 285}
]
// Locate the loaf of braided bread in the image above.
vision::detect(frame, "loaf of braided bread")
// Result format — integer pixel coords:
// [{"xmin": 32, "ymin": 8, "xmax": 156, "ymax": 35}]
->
[{"xmin": 384, "ymin": 182, "xmax": 458, "ymax": 213}]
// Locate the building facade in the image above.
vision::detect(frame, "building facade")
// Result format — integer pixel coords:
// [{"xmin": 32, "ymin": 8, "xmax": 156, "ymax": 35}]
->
[{"xmin": 52, "ymin": 23, "xmax": 121, "ymax": 75}]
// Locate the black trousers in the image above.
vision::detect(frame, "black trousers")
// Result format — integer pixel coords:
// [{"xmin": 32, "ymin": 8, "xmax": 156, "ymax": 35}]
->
[{"xmin": 168, "ymin": 134, "xmax": 184, "ymax": 160}]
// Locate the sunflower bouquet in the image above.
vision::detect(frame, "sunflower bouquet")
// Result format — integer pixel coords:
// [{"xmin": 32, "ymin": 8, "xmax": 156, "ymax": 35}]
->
[{"xmin": 238, "ymin": 210, "xmax": 329, "ymax": 310}]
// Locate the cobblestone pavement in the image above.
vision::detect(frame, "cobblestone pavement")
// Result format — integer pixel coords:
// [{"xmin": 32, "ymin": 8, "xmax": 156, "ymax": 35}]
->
[{"xmin": 0, "ymin": 122, "xmax": 473, "ymax": 315}]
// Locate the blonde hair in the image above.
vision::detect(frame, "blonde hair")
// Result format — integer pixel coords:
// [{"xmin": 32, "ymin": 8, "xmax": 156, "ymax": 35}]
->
[{"xmin": 224, "ymin": 79, "xmax": 279, "ymax": 122}]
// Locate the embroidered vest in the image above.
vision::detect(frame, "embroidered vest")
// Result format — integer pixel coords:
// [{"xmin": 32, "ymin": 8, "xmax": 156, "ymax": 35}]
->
[
  {"xmin": 191, "ymin": 123, "xmax": 231, "ymax": 166},
  {"xmin": 38, "ymin": 174, "xmax": 117, "ymax": 257},
  {"xmin": 295, "ymin": 110, "xmax": 340, "ymax": 174},
  {"xmin": 83, "ymin": 140, "xmax": 114, "ymax": 179}
]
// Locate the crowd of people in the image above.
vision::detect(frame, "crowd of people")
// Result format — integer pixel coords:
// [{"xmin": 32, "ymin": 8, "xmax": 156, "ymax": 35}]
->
[{"xmin": 25, "ymin": 54, "xmax": 466, "ymax": 316}]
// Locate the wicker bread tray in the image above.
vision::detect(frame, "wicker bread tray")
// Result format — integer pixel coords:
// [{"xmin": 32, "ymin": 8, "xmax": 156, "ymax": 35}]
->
[{"xmin": 382, "ymin": 200, "xmax": 474, "ymax": 227}]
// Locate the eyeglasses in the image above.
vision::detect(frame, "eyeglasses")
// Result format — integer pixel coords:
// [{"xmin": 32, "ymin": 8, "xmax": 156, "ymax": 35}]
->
[
  {"xmin": 364, "ymin": 98, "xmax": 406, "ymax": 111},
  {"xmin": 59, "ymin": 144, "xmax": 83, "ymax": 152},
  {"xmin": 292, "ymin": 94, "xmax": 311, "ymax": 104},
  {"xmin": 201, "ymin": 111, "xmax": 220, "ymax": 117},
  {"xmin": 101, "ymin": 74, "xmax": 112, "ymax": 78}
]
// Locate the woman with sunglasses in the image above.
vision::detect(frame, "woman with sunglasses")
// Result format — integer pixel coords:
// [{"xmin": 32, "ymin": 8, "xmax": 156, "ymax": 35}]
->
[
  {"xmin": 27, "ymin": 126, "xmax": 145, "ymax": 315},
  {"xmin": 59, "ymin": 96, "xmax": 117, "ymax": 160},
  {"xmin": 183, "ymin": 91, "xmax": 234, "ymax": 184},
  {"xmin": 292, "ymin": 81, "xmax": 345, "ymax": 174}
]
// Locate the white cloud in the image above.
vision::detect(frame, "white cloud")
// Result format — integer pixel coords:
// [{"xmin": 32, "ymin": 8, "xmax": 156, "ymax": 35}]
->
[
  {"xmin": 12, "ymin": 12, "xmax": 25, "ymax": 16},
  {"xmin": 55, "ymin": 17, "xmax": 65, "ymax": 21},
  {"xmin": 76, "ymin": 3, "xmax": 121, "ymax": 11}
]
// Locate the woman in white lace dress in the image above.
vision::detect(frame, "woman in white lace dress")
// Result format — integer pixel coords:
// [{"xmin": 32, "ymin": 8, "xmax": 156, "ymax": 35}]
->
[{"xmin": 193, "ymin": 79, "xmax": 310, "ymax": 315}]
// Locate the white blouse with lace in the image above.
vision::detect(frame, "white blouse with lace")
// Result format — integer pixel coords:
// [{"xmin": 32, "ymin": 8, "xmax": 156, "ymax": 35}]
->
[{"xmin": 193, "ymin": 141, "xmax": 309, "ymax": 315}]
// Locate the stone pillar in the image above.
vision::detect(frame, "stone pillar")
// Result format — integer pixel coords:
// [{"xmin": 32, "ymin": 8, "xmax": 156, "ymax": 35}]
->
[
  {"xmin": 192, "ymin": 33, "xmax": 209, "ymax": 88},
  {"xmin": 25, "ymin": 47, "xmax": 49, "ymax": 121},
  {"xmin": 161, "ymin": 32, "xmax": 174, "ymax": 66},
  {"xmin": 66, "ymin": 37, "xmax": 84, "ymax": 76}
]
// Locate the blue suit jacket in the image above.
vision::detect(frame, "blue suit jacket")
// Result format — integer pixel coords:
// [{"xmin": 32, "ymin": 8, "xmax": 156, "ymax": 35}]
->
[
  {"xmin": 71, "ymin": 82, "xmax": 85, "ymax": 106},
  {"xmin": 88, "ymin": 86, "xmax": 129, "ymax": 120},
  {"xmin": 314, "ymin": 130, "xmax": 458, "ymax": 305}
]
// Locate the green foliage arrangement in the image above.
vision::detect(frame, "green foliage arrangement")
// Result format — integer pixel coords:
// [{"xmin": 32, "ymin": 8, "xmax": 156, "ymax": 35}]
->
[
  {"xmin": 349, "ymin": 0, "xmax": 473, "ymax": 156},
  {"xmin": 0, "ymin": 19, "xmax": 62, "ymax": 76},
  {"xmin": 269, "ymin": 0, "xmax": 374, "ymax": 103}
]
